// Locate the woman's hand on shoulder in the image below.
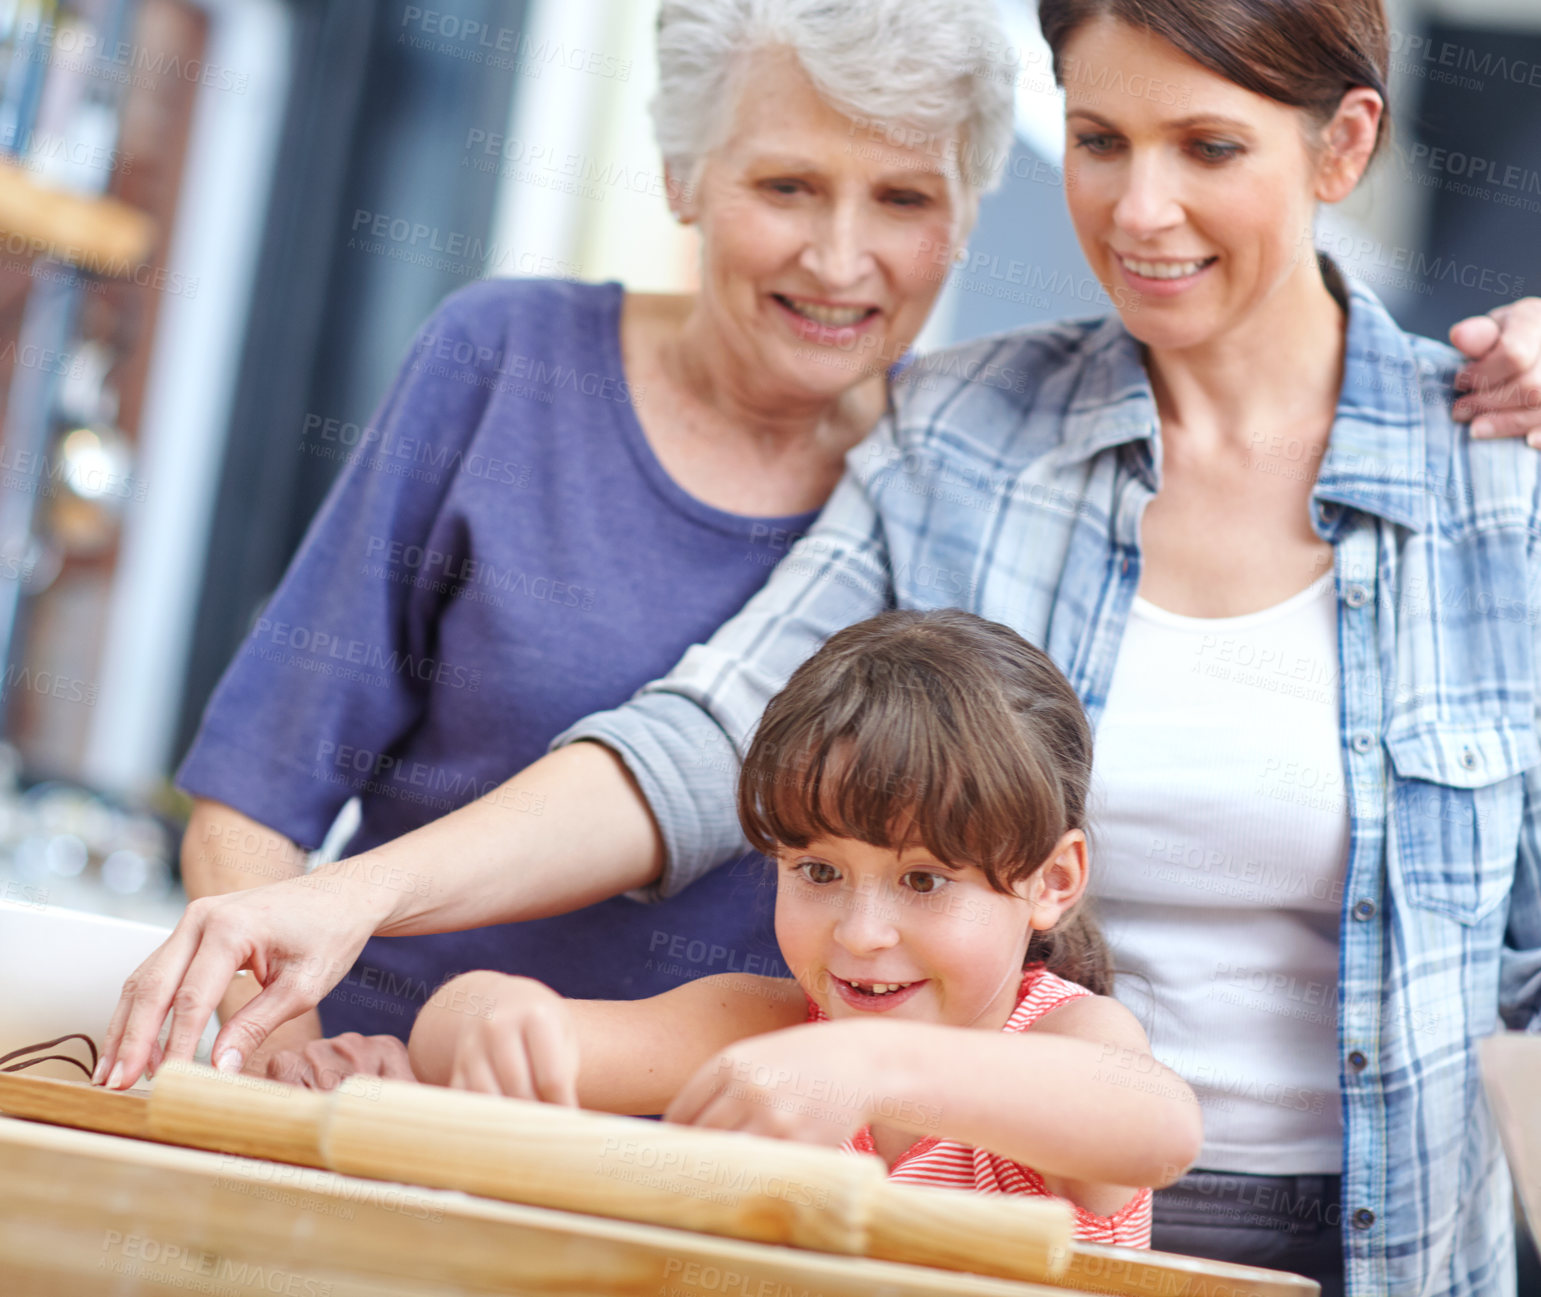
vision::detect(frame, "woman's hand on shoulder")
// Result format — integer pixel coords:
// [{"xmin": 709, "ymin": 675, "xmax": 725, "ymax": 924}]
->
[
  {"xmin": 664, "ymin": 1018, "xmax": 895, "ymax": 1145},
  {"xmin": 1450, "ymin": 300, "xmax": 1541, "ymax": 444},
  {"xmin": 263, "ymin": 1031, "xmax": 415, "ymax": 1090}
]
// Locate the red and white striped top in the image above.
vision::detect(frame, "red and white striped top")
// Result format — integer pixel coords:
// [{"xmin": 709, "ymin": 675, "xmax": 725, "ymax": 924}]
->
[{"xmin": 806, "ymin": 964, "xmax": 1153, "ymax": 1248}]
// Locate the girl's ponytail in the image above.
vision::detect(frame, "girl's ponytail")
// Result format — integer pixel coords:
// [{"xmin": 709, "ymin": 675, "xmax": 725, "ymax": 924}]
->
[{"xmin": 1027, "ymin": 903, "xmax": 1113, "ymax": 997}]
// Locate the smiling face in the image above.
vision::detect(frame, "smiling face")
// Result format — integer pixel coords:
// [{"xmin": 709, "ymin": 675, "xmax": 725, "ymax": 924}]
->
[
  {"xmin": 1059, "ymin": 18, "xmax": 1378, "ymax": 354},
  {"xmin": 773, "ymin": 834, "xmax": 1081, "ymax": 1031},
  {"xmin": 678, "ymin": 47, "xmax": 969, "ymax": 402}
]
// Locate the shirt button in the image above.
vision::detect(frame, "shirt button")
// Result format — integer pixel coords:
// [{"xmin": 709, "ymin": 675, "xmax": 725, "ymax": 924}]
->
[
  {"xmin": 1348, "ymin": 1050, "xmax": 1368, "ymax": 1070},
  {"xmin": 1353, "ymin": 1208, "xmax": 1376, "ymax": 1230},
  {"xmin": 1353, "ymin": 899, "xmax": 1377, "ymax": 921},
  {"xmin": 1351, "ymin": 732, "xmax": 1374, "ymax": 754},
  {"xmin": 1460, "ymin": 747, "xmax": 1478, "ymax": 771},
  {"xmin": 1343, "ymin": 583, "xmax": 1370, "ymax": 608}
]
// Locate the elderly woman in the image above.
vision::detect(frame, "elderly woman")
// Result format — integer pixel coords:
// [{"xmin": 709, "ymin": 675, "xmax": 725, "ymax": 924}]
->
[
  {"xmin": 167, "ymin": 0, "xmax": 1014, "ymax": 1081},
  {"xmin": 109, "ymin": 1, "xmax": 1541, "ymax": 1290}
]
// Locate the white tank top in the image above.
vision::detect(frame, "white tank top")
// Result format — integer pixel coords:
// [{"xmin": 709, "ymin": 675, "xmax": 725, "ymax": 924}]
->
[{"xmin": 1085, "ymin": 572, "xmax": 1349, "ymax": 1174}]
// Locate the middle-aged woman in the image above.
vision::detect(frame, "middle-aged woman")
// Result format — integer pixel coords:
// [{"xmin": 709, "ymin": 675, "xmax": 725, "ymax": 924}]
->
[{"xmin": 104, "ymin": 0, "xmax": 1541, "ymax": 1293}]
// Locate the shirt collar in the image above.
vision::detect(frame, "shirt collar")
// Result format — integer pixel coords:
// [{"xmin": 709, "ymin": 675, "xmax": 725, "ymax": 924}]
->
[
  {"xmin": 1046, "ymin": 315, "xmax": 1158, "ymax": 474},
  {"xmin": 1048, "ymin": 260, "xmax": 1437, "ymax": 533},
  {"xmin": 1312, "ymin": 270, "xmax": 1435, "ymax": 533}
]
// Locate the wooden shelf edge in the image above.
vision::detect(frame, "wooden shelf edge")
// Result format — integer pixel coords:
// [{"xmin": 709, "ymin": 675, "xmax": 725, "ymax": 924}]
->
[{"xmin": 0, "ymin": 158, "xmax": 157, "ymax": 275}]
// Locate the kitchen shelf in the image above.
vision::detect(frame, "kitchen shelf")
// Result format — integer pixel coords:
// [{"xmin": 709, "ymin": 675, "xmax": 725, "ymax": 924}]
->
[{"xmin": 0, "ymin": 156, "xmax": 155, "ymax": 273}]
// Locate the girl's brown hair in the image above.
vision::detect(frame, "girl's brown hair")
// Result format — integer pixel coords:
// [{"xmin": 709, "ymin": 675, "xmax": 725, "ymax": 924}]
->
[
  {"xmin": 1038, "ymin": 0, "xmax": 1391, "ymax": 160},
  {"xmin": 738, "ymin": 609, "xmax": 1112, "ymax": 996}
]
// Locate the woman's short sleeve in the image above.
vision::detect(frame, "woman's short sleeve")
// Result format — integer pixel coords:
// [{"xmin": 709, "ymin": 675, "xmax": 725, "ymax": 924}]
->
[{"xmin": 176, "ymin": 289, "xmax": 499, "ymax": 848}]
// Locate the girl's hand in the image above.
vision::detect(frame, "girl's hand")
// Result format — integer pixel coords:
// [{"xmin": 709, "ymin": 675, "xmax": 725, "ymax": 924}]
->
[
  {"xmin": 445, "ymin": 975, "xmax": 580, "ymax": 1104},
  {"xmin": 263, "ymin": 1032, "xmax": 415, "ymax": 1090},
  {"xmin": 664, "ymin": 1022, "xmax": 895, "ymax": 1146}
]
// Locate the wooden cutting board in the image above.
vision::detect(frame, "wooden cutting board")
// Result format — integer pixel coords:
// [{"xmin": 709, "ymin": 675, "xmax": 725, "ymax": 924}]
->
[
  {"xmin": 0, "ymin": 1065, "xmax": 1321, "ymax": 1297},
  {"xmin": 0, "ymin": 1114, "xmax": 1071, "ymax": 1297}
]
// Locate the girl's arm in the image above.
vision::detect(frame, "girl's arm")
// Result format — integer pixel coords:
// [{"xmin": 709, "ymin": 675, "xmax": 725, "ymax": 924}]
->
[
  {"xmin": 409, "ymin": 971, "xmax": 807, "ymax": 1116},
  {"xmin": 667, "ymin": 995, "xmax": 1201, "ymax": 1218},
  {"xmin": 1009, "ymin": 995, "xmax": 1202, "ymax": 1212},
  {"xmin": 880, "ymin": 995, "xmax": 1200, "ymax": 1191}
]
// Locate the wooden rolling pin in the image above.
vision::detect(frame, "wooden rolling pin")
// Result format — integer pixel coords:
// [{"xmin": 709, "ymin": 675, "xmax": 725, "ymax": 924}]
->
[
  {"xmin": 0, "ymin": 1068, "xmax": 153, "ymax": 1140},
  {"xmin": 148, "ymin": 1061, "xmax": 1072, "ymax": 1283},
  {"xmin": 0, "ymin": 1065, "xmax": 1319, "ymax": 1295}
]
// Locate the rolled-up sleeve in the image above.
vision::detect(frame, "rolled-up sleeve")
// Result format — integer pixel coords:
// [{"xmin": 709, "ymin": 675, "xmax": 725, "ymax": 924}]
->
[
  {"xmin": 177, "ymin": 292, "xmax": 493, "ymax": 849},
  {"xmin": 553, "ymin": 422, "xmax": 899, "ymax": 899}
]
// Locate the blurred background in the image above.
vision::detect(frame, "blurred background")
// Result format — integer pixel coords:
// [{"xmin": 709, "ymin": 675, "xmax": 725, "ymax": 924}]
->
[
  {"xmin": 0, "ymin": 0, "xmax": 1535, "ymax": 930},
  {"xmin": 0, "ymin": 0, "xmax": 1536, "ymax": 1269}
]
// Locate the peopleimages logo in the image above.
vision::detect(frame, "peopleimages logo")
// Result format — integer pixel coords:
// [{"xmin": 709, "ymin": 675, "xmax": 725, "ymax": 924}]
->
[
  {"xmin": 1386, "ymin": 29, "xmax": 1541, "ymax": 89},
  {"xmin": 13, "ymin": 18, "xmax": 251, "ymax": 93},
  {"xmin": 362, "ymin": 536, "xmax": 597, "ymax": 612},
  {"xmin": 1317, "ymin": 234, "xmax": 1525, "ymax": 298},
  {"xmin": 303, "ymin": 413, "xmax": 535, "ymax": 487},
  {"xmin": 250, "ymin": 617, "xmax": 483, "ymax": 693},
  {"xmin": 98, "ymin": 1232, "xmax": 331, "ymax": 1295},
  {"xmin": 399, "ymin": 7, "xmax": 632, "ymax": 80}
]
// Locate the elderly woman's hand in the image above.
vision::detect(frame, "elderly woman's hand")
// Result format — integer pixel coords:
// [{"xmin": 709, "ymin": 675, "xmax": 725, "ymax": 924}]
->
[
  {"xmin": 92, "ymin": 864, "xmax": 392, "ymax": 1091},
  {"xmin": 264, "ymin": 1032, "xmax": 416, "ymax": 1090},
  {"xmin": 1450, "ymin": 300, "xmax": 1541, "ymax": 443}
]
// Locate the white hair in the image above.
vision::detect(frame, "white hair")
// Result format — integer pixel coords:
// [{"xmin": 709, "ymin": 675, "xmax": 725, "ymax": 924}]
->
[{"xmin": 650, "ymin": 0, "xmax": 1018, "ymax": 195}]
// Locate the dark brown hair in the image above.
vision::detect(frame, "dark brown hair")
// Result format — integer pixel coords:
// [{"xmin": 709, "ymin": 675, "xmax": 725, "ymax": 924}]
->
[
  {"xmin": 738, "ymin": 609, "xmax": 1112, "ymax": 995},
  {"xmin": 1038, "ymin": 0, "xmax": 1391, "ymax": 160}
]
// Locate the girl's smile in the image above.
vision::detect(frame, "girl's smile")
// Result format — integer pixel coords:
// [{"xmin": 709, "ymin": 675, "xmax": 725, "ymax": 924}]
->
[{"xmin": 830, "ymin": 975, "xmax": 930, "ymax": 1012}]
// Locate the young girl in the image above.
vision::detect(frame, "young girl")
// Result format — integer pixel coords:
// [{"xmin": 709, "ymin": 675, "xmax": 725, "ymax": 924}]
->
[{"xmin": 408, "ymin": 610, "xmax": 1201, "ymax": 1245}]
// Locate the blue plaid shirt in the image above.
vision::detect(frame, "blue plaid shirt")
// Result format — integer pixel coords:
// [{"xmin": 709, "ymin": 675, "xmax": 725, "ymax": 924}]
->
[{"xmin": 557, "ymin": 271, "xmax": 1541, "ymax": 1297}]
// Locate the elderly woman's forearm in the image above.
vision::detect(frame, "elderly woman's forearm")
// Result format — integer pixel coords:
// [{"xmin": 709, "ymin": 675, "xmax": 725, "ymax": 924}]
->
[{"xmin": 311, "ymin": 742, "xmax": 666, "ymax": 937}]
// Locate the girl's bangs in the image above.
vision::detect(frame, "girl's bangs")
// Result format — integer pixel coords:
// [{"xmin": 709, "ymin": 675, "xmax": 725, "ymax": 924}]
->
[{"xmin": 741, "ymin": 713, "xmax": 1059, "ymax": 890}]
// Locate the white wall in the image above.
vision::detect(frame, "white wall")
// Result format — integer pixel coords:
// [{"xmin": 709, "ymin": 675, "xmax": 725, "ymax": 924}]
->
[{"xmin": 485, "ymin": 0, "xmax": 697, "ymax": 292}]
